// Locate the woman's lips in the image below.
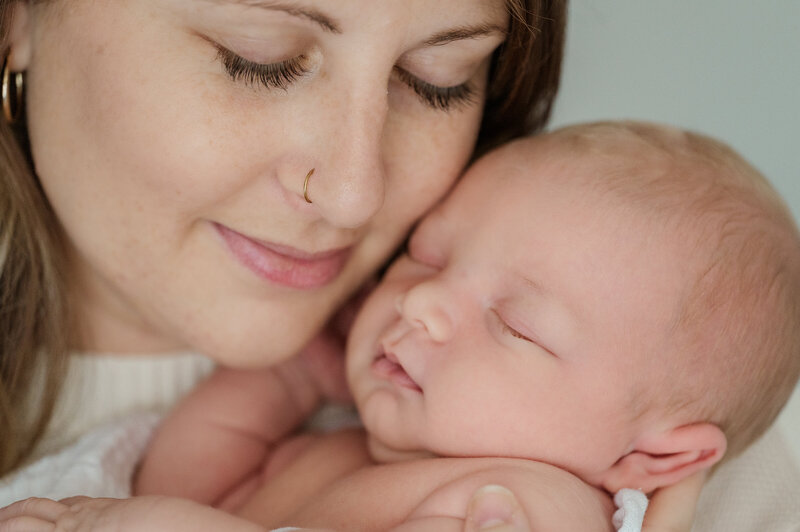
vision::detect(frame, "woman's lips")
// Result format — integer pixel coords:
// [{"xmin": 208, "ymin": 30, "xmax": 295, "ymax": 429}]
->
[
  {"xmin": 371, "ymin": 352, "xmax": 422, "ymax": 392},
  {"xmin": 214, "ymin": 222, "xmax": 351, "ymax": 290}
]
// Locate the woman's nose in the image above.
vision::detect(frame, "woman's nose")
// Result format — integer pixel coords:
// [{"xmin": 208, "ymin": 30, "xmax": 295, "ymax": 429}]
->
[
  {"xmin": 303, "ymin": 85, "xmax": 387, "ymax": 229},
  {"xmin": 396, "ymin": 281, "xmax": 454, "ymax": 343}
]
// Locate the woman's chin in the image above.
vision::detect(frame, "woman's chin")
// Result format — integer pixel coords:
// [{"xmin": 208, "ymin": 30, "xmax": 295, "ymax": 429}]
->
[{"xmin": 181, "ymin": 320, "xmax": 311, "ymax": 369}]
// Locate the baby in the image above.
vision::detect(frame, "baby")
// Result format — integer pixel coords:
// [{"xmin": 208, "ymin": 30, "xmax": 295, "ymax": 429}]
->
[{"xmin": 27, "ymin": 122, "xmax": 800, "ymax": 531}]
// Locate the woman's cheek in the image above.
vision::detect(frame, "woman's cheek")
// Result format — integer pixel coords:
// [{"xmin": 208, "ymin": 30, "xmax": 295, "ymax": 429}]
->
[{"xmin": 384, "ymin": 106, "xmax": 484, "ymax": 226}]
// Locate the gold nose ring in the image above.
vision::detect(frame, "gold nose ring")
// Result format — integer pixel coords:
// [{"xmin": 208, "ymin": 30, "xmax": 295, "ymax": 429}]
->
[{"xmin": 303, "ymin": 168, "xmax": 315, "ymax": 204}]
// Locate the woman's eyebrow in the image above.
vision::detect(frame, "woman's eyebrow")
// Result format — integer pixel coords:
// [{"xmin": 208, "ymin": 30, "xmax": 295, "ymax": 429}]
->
[
  {"xmin": 424, "ymin": 23, "xmax": 508, "ymax": 46},
  {"xmin": 213, "ymin": 2, "xmax": 504, "ymax": 44},
  {"xmin": 222, "ymin": 0, "xmax": 342, "ymax": 33}
]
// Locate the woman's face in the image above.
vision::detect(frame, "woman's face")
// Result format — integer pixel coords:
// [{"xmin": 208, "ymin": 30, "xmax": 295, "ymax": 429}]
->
[{"xmin": 12, "ymin": 0, "xmax": 507, "ymax": 364}]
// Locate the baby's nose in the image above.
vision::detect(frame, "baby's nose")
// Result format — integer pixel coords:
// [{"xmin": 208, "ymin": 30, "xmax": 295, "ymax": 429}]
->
[{"xmin": 396, "ymin": 284, "xmax": 453, "ymax": 343}]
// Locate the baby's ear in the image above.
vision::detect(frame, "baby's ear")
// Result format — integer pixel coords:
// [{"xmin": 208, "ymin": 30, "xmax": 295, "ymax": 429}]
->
[{"xmin": 597, "ymin": 423, "xmax": 726, "ymax": 494}]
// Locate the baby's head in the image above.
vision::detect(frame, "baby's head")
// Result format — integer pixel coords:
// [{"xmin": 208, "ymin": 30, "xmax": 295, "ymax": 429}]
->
[{"xmin": 346, "ymin": 121, "xmax": 800, "ymax": 493}]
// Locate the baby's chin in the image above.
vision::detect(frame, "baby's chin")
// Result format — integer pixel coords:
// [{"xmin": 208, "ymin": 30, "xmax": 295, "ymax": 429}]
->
[{"xmin": 366, "ymin": 432, "xmax": 437, "ymax": 464}]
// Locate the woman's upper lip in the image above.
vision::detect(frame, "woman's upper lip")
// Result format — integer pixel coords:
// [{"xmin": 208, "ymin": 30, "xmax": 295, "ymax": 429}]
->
[
  {"xmin": 213, "ymin": 222, "xmax": 354, "ymax": 289},
  {"xmin": 216, "ymin": 222, "xmax": 353, "ymax": 259},
  {"xmin": 253, "ymin": 237, "xmax": 352, "ymax": 261}
]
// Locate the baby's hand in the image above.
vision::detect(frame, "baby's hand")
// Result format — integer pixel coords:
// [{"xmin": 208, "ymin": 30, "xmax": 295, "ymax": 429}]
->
[
  {"xmin": 390, "ymin": 484, "xmax": 533, "ymax": 532},
  {"xmin": 0, "ymin": 495, "xmax": 266, "ymax": 532}
]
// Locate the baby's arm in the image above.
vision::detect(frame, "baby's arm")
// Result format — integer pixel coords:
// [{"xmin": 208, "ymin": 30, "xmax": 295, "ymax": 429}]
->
[
  {"xmin": 391, "ymin": 485, "xmax": 529, "ymax": 532},
  {"xmin": 135, "ymin": 356, "xmax": 322, "ymax": 505}
]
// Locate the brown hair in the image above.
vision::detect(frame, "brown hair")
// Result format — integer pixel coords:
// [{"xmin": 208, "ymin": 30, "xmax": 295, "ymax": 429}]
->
[
  {"xmin": 0, "ymin": 1, "xmax": 71, "ymax": 477},
  {"xmin": 0, "ymin": 1, "xmax": 567, "ymax": 476},
  {"xmin": 478, "ymin": 0, "xmax": 566, "ymax": 154},
  {"xmin": 547, "ymin": 121, "xmax": 800, "ymax": 459}
]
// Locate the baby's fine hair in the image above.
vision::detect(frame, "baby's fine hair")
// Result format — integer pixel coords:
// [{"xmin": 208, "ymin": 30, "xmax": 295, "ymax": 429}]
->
[{"xmin": 543, "ymin": 121, "xmax": 800, "ymax": 459}]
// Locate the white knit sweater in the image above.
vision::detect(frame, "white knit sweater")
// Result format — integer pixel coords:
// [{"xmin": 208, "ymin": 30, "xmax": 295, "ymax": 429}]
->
[{"xmin": 32, "ymin": 351, "xmax": 215, "ymax": 462}]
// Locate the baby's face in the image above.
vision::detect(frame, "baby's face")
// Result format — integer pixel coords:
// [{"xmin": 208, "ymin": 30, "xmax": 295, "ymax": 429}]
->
[{"xmin": 347, "ymin": 141, "xmax": 690, "ymax": 481}]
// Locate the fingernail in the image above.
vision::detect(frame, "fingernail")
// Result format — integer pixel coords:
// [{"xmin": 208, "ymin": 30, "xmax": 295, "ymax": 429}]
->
[{"xmin": 468, "ymin": 485, "xmax": 520, "ymax": 530}]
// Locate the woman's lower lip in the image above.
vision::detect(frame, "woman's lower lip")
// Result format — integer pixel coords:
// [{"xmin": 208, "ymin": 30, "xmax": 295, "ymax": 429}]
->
[
  {"xmin": 371, "ymin": 354, "xmax": 422, "ymax": 392},
  {"xmin": 214, "ymin": 223, "xmax": 351, "ymax": 290}
]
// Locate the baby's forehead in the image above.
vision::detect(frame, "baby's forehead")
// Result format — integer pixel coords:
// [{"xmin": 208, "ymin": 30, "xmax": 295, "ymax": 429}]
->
[
  {"xmin": 481, "ymin": 129, "xmax": 743, "ymax": 228},
  {"xmin": 464, "ymin": 135, "xmax": 658, "ymax": 220},
  {"xmin": 476, "ymin": 133, "xmax": 647, "ymax": 191}
]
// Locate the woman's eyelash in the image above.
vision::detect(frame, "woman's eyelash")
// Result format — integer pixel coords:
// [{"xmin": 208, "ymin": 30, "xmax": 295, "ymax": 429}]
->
[
  {"xmin": 393, "ymin": 67, "xmax": 476, "ymax": 111},
  {"xmin": 214, "ymin": 44, "xmax": 474, "ymax": 111},
  {"xmin": 215, "ymin": 45, "xmax": 309, "ymax": 90}
]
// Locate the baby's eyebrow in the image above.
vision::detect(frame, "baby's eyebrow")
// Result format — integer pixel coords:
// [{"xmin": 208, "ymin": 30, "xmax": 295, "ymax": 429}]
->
[{"xmin": 519, "ymin": 274, "xmax": 548, "ymax": 297}]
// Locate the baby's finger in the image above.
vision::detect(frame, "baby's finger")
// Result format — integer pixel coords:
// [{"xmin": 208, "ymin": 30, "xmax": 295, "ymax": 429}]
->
[
  {"xmin": 0, "ymin": 515, "xmax": 56, "ymax": 532},
  {"xmin": 464, "ymin": 485, "xmax": 530, "ymax": 532},
  {"xmin": 0, "ymin": 498, "xmax": 67, "ymax": 523},
  {"xmin": 641, "ymin": 471, "xmax": 706, "ymax": 532}
]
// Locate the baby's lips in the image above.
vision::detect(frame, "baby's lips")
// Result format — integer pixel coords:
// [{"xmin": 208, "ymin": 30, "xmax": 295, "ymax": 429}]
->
[{"xmin": 371, "ymin": 352, "xmax": 423, "ymax": 393}]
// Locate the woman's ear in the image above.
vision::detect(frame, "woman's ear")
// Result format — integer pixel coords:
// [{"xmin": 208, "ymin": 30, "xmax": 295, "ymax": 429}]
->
[
  {"xmin": 598, "ymin": 423, "xmax": 726, "ymax": 494},
  {"xmin": 6, "ymin": 2, "xmax": 33, "ymax": 71}
]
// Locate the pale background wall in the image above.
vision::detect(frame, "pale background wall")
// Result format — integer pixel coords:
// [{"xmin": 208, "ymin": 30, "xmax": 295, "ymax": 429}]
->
[{"xmin": 547, "ymin": 1, "xmax": 800, "ymax": 461}]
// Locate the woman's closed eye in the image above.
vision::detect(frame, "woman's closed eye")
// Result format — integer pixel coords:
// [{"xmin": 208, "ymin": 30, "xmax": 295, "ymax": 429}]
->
[
  {"xmin": 393, "ymin": 67, "xmax": 476, "ymax": 111},
  {"xmin": 215, "ymin": 43, "xmax": 475, "ymax": 112},
  {"xmin": 215, "ymin": 44, "xmax": 310, "ymax": 90}
]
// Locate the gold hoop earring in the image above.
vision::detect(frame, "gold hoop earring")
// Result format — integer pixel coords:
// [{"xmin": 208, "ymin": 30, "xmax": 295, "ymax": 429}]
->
[
  {"xmin": 2, "ymin": 53, "xmax": 24, "ymax": 124},
  {"xmin": 303, "ymin": 168, "xmax": 314, "ymax": 204}
]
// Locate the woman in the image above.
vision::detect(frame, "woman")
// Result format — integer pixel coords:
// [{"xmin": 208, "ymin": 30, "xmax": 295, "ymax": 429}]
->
[{"xmin": 0, "ymin": 0, "xmax": 698, "ymax": 529}]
